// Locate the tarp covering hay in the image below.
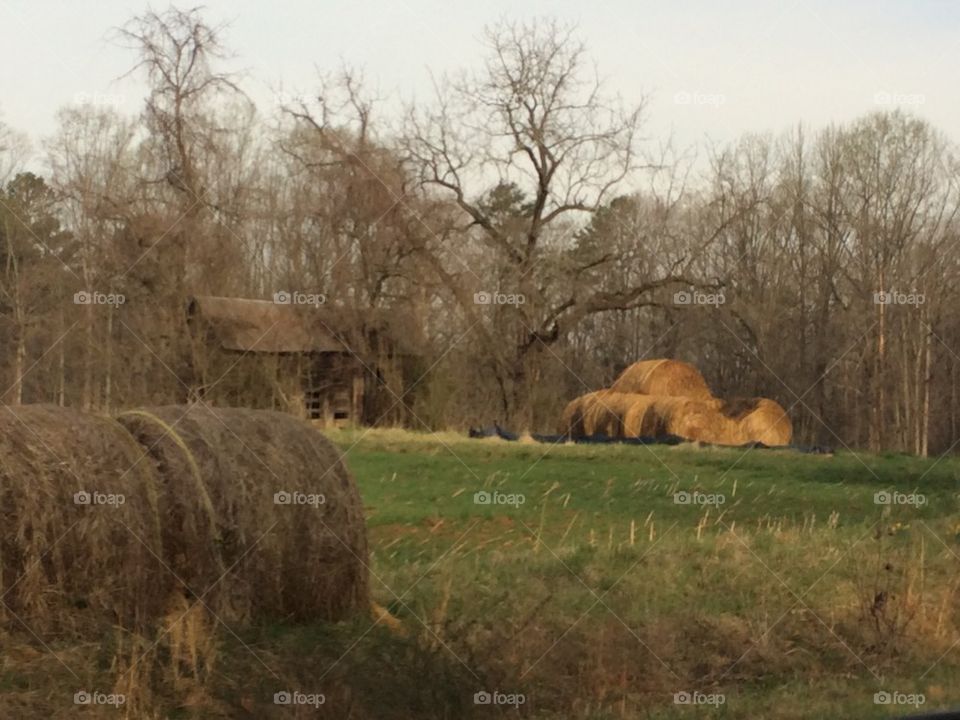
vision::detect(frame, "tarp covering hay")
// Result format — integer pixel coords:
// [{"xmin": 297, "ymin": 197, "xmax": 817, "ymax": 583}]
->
[
  {"xmin": 713, "ymin": 397, "xmax": 793, "ymax": 446},
  {"xmin": 610, "ymin": 359, "xmax": 713, "ymax": 399},
  {"xmin": 0, "ymin": 404, "xmax": 165, "ymax": 636},
  {"xmin": 116, "ymin": 405, "xmax": 369, "ymax": 623}
]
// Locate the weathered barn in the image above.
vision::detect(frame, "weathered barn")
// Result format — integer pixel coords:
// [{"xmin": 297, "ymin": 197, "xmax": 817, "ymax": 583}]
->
[{"xmin": 186, "ymin": 296, "xmax": 421, "ymax": 426}]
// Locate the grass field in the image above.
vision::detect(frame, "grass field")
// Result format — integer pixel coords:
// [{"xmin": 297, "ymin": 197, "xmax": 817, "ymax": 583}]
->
[
  {"xmin": 4, "ymin": 428, "xmax": 960, "ymax": 718},
  {"xmin": 327, "ymin": 428, "xmax": 960, "ymax": 719}
]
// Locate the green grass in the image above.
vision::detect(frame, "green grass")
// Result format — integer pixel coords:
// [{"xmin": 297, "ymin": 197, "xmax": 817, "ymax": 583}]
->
[
  {"xmin": 5, "ymin": 429, "xmax": 960, "ymax": 718},
  {"xmin": 328, "ymin": 428, "xmax": 960, "ymax": 719}
]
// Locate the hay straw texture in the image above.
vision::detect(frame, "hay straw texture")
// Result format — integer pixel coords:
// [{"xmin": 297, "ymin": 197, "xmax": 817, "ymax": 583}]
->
[
  {"xmin": 561, "ymin": 391, "xmax": 747, "ymax": 445},
  {"xmin": 560, "ymin": 391, "xmax": 606, "ymax": 436},
  {"xmin": 117, "ymin": 405, "xmax": 369, "ymax": 623},
  {"xmin": 714, "ymin": 397, "xmax": 793, "ymax": 446},
  {"xmin": 610, "ymin": 359, "xmax": 713, "ymax": 399},
  {"xmin": 624, "ymin": 395, "xmax": 743, "ymax": 444},
  {"xmin": 580, "ymin": 390, "xmax": 640, "ymax": 437},
  {"xmin": 0, "ymin": 404, "xmax": 165, "ymax": 635},
  {"xmin": 564, "ymin": 358, "xmax": 793, "ymax": 446},
  {"xmin": 560, "ymin": 396, "xmax": 585, "ymax": 436}
]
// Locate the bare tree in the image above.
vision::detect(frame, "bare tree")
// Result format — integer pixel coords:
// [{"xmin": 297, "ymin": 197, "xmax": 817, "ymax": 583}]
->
[
  {"xmin": 117, "ymin": 5, "xmax": 249, "ymax": 291},
  {"xmin": 0, "ymin": 118, "xmax": 30, "ymax": 187},
  {"xmin": 403, "ymin": 19, "xmax": 689, "ymax": 426}
]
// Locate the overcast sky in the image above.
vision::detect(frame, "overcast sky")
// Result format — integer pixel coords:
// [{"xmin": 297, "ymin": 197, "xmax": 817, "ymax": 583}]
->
[{"xmin": 2, "ymin": 0, "xmax": 958, "ymax": 159}]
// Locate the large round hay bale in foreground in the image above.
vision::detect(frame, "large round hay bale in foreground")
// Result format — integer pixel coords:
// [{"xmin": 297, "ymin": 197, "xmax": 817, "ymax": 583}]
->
[
  {"xmin": 610, "ymin": 359, "xmax": 713, "ymax": 399},
  {"xmin": 0, "ymin": 404, "xmax": 165, "ymax": 636},
  {"xmin": 116, "ymin": 405, "xmax": 369, "ymax": 623},
  {"xmin": 714, "ymin": 397, "xmax": 793, "ymax": 446}
]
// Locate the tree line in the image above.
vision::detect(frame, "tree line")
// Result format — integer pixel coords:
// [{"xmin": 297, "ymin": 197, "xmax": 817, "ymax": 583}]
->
[{"xmin": 1, "ymin": 7, "xmax": 958, "ymax": 455}]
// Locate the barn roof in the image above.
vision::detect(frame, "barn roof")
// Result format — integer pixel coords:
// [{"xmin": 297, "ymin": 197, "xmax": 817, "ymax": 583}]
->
[{"xmin": 188, "ymin": 296, "xmax": 420, "ymax": 355}]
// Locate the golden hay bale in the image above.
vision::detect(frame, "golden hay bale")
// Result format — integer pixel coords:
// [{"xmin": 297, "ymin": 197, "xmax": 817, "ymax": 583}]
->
[
  {"xmin": 0, "ymin": 404, "xmax": 166, "ymax": 636},
  {"xmin": 581, "ymin": 391, "xmax": 647, "ymax": 437},
  {"xmin": 559, "ymin": 396, "xmax": 586, "ymax": 436},
  {"xmin": 714, "ymin": 397, "xmax": 793, "ymax": 446},
  {"xmin": 116, "ymin": 405, "xmax": 369, "ymax": 623},
  {"xmin": 621, "ymin": 395, "xmax": 743, "ymax": 445},
  {"xmin": 560, "ymin": 392, "xmax": 601, "ymax": 436},
  {"xmin": 566, "ymin": 389, "xmax": 616, "ymax": 436},
  {"xmin": 562, "ymin": 391, "xmax": 741, "ymax": 444},
  {"xmin": 610, "ymin": 359, "xmax": 713, "ymax": 399}
]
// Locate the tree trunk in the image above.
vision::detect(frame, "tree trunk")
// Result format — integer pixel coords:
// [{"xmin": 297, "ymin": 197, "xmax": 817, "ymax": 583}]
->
[
  {"xmin": 58, "ymin": 310, "xmax": 66, "ymax": 406},
  {"xmin": 104, "ymin": 308, "xmax": 113, "ymax": 412},
  {"xmin": 12, "ymin": 320, "xmax": 24, "ymax": 406},
  {"xmin": 873, "ymin": 268, "xmax": 886, "ymax": 451},
  {"xmin": 921, "ymin": 319, "xmax": 931, "ymax": 458}
]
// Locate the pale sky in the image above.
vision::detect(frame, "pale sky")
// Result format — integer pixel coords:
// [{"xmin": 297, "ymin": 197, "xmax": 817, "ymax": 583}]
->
[{"xmin": 2, "ymin": 0, "xmax": 958, "ymax": 160}]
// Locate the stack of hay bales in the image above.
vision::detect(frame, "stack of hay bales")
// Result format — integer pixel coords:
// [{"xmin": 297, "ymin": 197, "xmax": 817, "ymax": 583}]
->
[
  {"xmin": 560, "ymin": 359, "xmax": 793, "ymax": 446},
  {"xmin": 0, "ymin": 403, "xmax": 369, "ymax": 642}
]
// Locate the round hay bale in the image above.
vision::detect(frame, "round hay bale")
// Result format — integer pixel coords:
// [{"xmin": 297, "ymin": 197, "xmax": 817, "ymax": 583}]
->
[
  {"xmin": 578, "ymin": 390, "xmax": 624, "ymax": 436},
  {"xmin": 116, "ymin": 405, "xmax": 369, "ymax": 623},
  {"xmin": 0, "ymin": 404, "xmax": 165, "ymax": 636},
  {"xmin": 560, "ymin": 392, "xmax": 599, "ymax": 437},
  {"xmin": 585, "ymin": 391, "xmax": 648, "ymax": 437},
  {"xmin": 621, "ymin": 395, "xmax": 743, "ymax": 444},
  {"xmin": 611, "ymin": 359, "xmax": 713, "ymax": 399},
  {"xmin": 563, "ymin": 391, "xmax": 738, "ymax": 442},
  {"xmin": 621, "ymin": 395, "xmax": 661, "ymax": 437},
  {"xmin": 560, "ymin": 396, "xmax": 586, "ymax": 436},
  {"xmin": 715, "ymin": 397, "xmax": 793, "ymax": 446}
]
